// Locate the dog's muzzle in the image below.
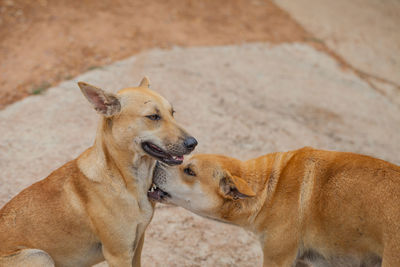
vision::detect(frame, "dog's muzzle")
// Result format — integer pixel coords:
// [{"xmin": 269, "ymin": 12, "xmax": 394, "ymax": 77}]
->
[{"xmin": 148, "ymin": 162, "xmax": 170, "ymax": 202}]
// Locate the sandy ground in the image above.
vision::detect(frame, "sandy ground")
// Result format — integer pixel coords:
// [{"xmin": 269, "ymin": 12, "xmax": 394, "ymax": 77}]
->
[
  {"xmin": 0, "ymin": 0, "xmax": 313, "ymax": 109},
  {"xmin": 1, "ymin": 43, "xmax": 399, "ymax": 266}
]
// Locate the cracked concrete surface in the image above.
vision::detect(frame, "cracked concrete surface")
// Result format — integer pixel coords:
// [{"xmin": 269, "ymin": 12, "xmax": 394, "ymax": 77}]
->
[
  {"xmin": 274, "ymin": 0, "xmax": 400, "ymax": 84},
  {"xmin": 274, "ymin": 0, "xmax": 400, "ymax": 106},
  {"xmin": 1, "ymin": 43, "xmax": 399, "ymax": 266}
]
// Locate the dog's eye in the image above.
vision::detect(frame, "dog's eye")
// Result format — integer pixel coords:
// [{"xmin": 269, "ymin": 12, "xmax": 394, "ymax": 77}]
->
[
  {"xmin": 184, "ymin": 167, "xmax": 196, "ymax": 176},
  {"xmin": 146, "ymin": 114, "xmax": 161, "ymax": 121}
]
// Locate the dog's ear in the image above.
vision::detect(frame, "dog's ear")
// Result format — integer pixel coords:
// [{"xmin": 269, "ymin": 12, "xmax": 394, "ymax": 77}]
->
[
  {"xmin": 78, "ymin": 82, "xmax": 121, "ymax": 117},
  {"xmin": 219, "ymin": 171, "xmax": 256, "ymax": 200},
  {"xmin": 139, "ymin": 76, "xmax": 150, "ymax": 88}
]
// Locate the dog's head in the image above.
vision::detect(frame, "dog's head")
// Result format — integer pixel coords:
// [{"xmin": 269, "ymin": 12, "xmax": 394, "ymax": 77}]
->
[
  {"xmin": 78, "ymin": 77, "xmax": 197, "ymax": 165},
  {"xmin": 149, "ymin": 154, "xmax": 256, "ymax": 223}
]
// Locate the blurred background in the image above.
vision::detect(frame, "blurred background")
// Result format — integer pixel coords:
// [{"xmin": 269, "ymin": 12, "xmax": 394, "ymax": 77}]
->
[{"xmin": 0, "ymin": 0, "xmax": 399, "ymax": 266}]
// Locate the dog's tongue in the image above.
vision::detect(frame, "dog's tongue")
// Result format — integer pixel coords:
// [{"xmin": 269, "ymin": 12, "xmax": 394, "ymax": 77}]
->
[
  {"xmin": 147, "ymin": 187, "xmax": 169, "ymax": 202},
  {"xmin": 173, "ymin": 155, "xmax": 184, "ymax": 161},
  {"xmin": 147, "ymin": 189, "xmax": 163, "ymax": 201}
]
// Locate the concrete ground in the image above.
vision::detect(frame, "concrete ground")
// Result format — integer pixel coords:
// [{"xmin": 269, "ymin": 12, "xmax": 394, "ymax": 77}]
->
[
  {"xmin": 1, "ymin": 1, "xmax": 399, "ymax": 266},
  {"xmin": 274, "ymin": 0, "xmax": 400, "ymax": 105}
]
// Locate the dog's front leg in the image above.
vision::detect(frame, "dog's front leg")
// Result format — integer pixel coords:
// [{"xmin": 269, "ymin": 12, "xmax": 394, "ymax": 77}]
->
[
  {"xmin": 102, "ymin": 248, "xmax": 134, "ymax": 267},
  {"xmin": 260, "ymin": 230, "xmax": 299, "ymax": 267},
  {"xmin": 262, "ymin": 245, "xmax": 298, "ymax": 267},
  {"xmin": 131, "ymin": 233, "xmax": 145, "ymax": 267},
  {"xmin": 98, "ymin": 224, "xmax": 140, "ymax": 267}
]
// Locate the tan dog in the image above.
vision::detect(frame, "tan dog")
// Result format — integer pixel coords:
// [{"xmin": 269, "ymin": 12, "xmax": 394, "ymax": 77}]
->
[
  {"xmin": 149, "ymin": 147, "xmax": 400, "ymax": 267},
  {"xmin": 0, "ymin": 77, "xmax": 197, "ymax": 267}
]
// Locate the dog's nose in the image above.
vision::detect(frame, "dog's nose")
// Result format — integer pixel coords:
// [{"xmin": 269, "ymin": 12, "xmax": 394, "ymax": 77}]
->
[{"xmin": 183, "ymin": 136, "xmax": 198, "ymax": 151}]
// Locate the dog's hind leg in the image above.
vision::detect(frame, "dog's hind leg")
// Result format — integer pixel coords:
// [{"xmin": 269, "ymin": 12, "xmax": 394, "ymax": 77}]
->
[{"xmin": 0, "ymin": 249, "xmax": 55, "ymax": 267}]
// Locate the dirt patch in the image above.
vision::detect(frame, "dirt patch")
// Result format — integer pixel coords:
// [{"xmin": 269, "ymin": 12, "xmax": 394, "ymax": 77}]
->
[{"xmin": 0, "ymin": 0, "xmax": 316, "ymax": 109}]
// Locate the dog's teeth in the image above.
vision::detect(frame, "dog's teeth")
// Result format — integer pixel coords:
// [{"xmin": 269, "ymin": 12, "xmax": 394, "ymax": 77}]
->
[
  {"xmin": 150, "ymin": 183, "xmax": 157, "ymax": 190},
  {"xmin": 172, "ymin": 155, "xmax": 183, "ymax": 161},
  {"xmin": 149, "ymin": 183, "xmax": 157, "ymax": 192}
]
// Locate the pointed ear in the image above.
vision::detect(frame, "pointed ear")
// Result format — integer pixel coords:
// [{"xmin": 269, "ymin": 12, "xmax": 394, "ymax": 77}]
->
[
  {"xmin": 219, "ymin": 171, "xmax": 256, "ymax": 200},
  {"xmin": 139, "ymin": 76, "xmax": 150, "ymax": 88},
  {"xmin": 78, "ymin": 82, "xmax": 121, "ymax": 117}
]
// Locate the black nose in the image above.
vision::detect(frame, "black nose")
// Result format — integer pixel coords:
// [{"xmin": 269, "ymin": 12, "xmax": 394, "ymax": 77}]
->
[{"xmin": 183, "ymin": 136, "xmax": 198, "ymax": 151}]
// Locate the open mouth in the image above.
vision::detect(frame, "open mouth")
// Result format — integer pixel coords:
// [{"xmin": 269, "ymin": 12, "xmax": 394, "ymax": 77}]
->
[
  {"xmin": 141, "ymin": 142, "xmax": 184, "ymax": 165},
  {"xmin": 147, "ymin": 183, "xmax": 171, "ymax": 202}
]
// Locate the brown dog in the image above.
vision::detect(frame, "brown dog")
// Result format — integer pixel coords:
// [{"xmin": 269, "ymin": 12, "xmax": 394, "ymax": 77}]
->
[
  {"xmin": 0, "ymin": 77, "xmax": 197, "ymax": 267},
  {"xmin": 149, "ymin": 147, "xmax": 400, "ymax": 266}
]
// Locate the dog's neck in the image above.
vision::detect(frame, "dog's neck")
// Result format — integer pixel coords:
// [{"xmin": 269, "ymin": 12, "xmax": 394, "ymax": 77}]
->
[
  {"xmin": 78, "ymin": 119, "xmax": 155, "ymax": 195},
  {"xmin": 222, "ymin": 151, "xmax": 296, "ymax": 231}
]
